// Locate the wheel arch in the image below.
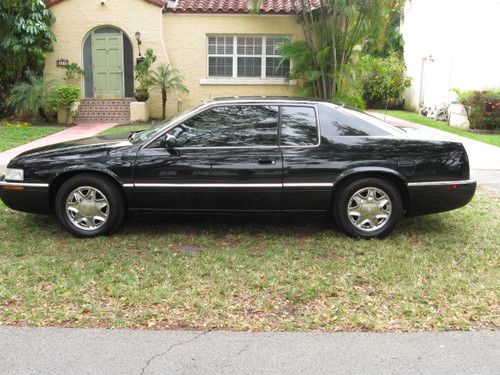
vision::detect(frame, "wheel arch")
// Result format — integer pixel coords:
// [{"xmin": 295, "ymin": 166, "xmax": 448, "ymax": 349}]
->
[
  {"xmin": 48, "ymin": 168, "xmax": 125, "ymax": 213},
  {"xmin": 331, "ymin": 167, "xmax": 410, "ymax": 212}
]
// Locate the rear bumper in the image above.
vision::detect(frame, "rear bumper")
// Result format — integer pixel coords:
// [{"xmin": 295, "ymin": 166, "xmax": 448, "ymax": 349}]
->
[
  {"xmin": 407, "ymin": 179, "xmax": 476, "ymax": 216},
  {"xmin": 0, "ymin": 179, "xmax": 50, "ymax": 215}
]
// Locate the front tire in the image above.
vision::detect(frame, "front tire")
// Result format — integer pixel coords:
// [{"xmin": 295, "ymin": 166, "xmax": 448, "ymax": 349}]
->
[
  {"xmin": 334, "ymin": 177, "xmax": 403, "ymax": 239},
  {"xmin": 55, "ymin": 174, "xmax": 125, "ymax": 237}
]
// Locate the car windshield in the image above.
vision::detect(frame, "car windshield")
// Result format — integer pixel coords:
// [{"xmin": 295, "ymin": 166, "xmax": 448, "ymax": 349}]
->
[{"xmin": 129, "ymin": 104, "xmax": 206, "ymax": 144}]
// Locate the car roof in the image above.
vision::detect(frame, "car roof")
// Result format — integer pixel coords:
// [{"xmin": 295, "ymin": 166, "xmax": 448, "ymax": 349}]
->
[{"xmin": 211, "ymin": 96, "xmax": 342, "ymax": 105}]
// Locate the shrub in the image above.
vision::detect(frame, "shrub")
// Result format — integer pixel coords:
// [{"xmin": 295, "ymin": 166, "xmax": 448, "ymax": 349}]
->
[
  {"xmin": 462, "ymin": 89, "xmax": 500, "ymax": 130},
  {"xmin": 134, "ymin": 49, "xmax": 156, "ymax": 89},
  {"xmin": 334, "ymin": 92, "xmax": 366, "ymax": 110},
  {"xmin": 358, "ymin": 54, "xmax": 411, "ymax": 108},
  {"xmin": 7, "ymin": 72, "xmax": 56, "ymax": 121},
  {"xmin": 450, "ymin": 88, "xmax": 474, "ymax": 105},
  {"xmin": 49, "ymin": 84, "xmax": 80, "ymax": 124},
  {"xmin": 63, "ymin": 63, "xmax": 85, "ymax": 84}
]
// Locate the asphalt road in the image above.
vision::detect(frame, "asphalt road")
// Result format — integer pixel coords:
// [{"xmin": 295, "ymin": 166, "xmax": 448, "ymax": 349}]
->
[{"xmin": 1, "ymin": 327, "xmax": 498, "ymax": 374}]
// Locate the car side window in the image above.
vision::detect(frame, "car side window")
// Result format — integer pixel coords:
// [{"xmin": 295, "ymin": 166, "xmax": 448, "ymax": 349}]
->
[
  {"xmin": 319, "ymin": 106, "xmax": 390, "ymax": 137},
  {"xmin": 280, "ymin": 106, "xmax": 319, "ymax": 146},
  {"xmin": 165, "ymin": 105, "xmax": 279, "ymax": 148}
]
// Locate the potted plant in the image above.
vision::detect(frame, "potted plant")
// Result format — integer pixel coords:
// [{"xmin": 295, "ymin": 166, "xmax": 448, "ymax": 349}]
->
[
  {"xmin": 134, "ymin": 49, "xmax": 156, "ymax": 102},
  {"xmin": 50, "ymin": 84, "xmax": 81, "ymax": 124}
]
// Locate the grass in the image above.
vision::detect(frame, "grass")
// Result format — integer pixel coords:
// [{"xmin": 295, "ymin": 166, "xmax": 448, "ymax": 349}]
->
[
  {"xmin": 373, "ymin": 110, "xmax": 500, "ymax": 147},
  {"xmin": 0, "ymin": 126, "xmax": 63, "ymax": 152},
  {"xmin": 99, "ymin": 124, "xmax": 152, "ymax": 136},
  {"xmin": 0, "ymin": 189, "xmax": 498, "ymax": 332}
]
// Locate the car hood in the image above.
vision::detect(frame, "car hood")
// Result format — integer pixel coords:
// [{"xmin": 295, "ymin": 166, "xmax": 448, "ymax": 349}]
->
[{"xmin": 12, "ymin": 133, "xmax": 132, "ymax": 161}]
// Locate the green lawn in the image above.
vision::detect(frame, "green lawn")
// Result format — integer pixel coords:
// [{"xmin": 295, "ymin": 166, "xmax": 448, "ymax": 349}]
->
[
  {"xmin": 0, "ymin": 190, "xmax": 498, "ymax": 332},
  {"xmin": 99, "ymin": 124, "xmax": 152, "ymax": 136},
  {"xmin": 373, "ymin": 110, "xmax": 500, "ymax": 147},
  {"xmin": 0, "ymin": 126, "xmax": 63, "ymax": 152}
]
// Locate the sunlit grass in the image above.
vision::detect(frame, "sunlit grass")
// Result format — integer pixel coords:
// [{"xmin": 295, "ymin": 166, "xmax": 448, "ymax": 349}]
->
[
  {"xmin": 373, "ymin": 110, "xmax": 499, "ymax": 147},
  {"xmin": 0, "ymin": 126, "xmax": 63, "ymax": 152},
  {"xmin": 0, "ymin": 190, "xmax": 498, "ymax": 332}
]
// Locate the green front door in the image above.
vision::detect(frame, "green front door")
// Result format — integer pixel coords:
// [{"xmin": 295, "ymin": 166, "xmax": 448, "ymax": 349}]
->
[{"xmin": 92, "ymin": 32, "xmax": 124, "ymax": 98}]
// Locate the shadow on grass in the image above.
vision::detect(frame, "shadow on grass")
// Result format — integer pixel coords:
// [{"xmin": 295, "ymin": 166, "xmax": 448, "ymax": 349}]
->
[{"xmin": 15, "ymin": 209, "xmax": 453, "ymax": 240}]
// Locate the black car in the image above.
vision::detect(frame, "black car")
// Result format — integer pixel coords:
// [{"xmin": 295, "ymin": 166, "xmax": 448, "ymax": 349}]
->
[{"xmin": 0, "ymin": 98, "xmax": 476, "ymax": 238}]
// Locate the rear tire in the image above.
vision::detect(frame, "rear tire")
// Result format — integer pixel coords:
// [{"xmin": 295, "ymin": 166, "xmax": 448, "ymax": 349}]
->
[
  {"xmin": 334, "ymin": 177, "xmax": 402, "ymax": 239},
  {"xmin": 55, "ymin": 174, "xmax": 125, "ymax": 237}
]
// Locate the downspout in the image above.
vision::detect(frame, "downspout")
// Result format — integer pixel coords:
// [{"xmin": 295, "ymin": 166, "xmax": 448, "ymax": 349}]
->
[
  {"xmin": 418, "ymin": 57, "xmax": 426, "ymax": 108},
  {"xmin": 160, "ymin": 5, "xmax": 182, "ymax": 114}
]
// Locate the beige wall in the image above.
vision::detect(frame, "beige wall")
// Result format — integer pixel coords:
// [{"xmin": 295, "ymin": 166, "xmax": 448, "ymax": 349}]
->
[
  {"xmin": 163, "ymin": 14, "xmax": 304, "ymax": 118},
  {"xmin": 45, "ymin": 3, "xmax": 304, "ymax": 119},
  {"xmin": 45, "ymin": 0, "xmax": 168, "ymax": 117}
]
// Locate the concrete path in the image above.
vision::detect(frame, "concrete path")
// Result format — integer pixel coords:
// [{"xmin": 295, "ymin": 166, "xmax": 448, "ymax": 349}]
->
[
  {"xmin": 0, "ymin": 123, "xmax": 117, "ymax": 175},
  {"xmin": 0, "ymin": 327, "xmax": 498, "ymax": 374},
  {"xmin": 369, "ymin": 112, "xmax": 500, "ymax": 193}
]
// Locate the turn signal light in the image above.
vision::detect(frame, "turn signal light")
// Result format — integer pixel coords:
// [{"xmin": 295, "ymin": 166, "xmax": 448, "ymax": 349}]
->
[{"xmin": 2, "ymin": 186, "xmax": 24, "ymax": 191}]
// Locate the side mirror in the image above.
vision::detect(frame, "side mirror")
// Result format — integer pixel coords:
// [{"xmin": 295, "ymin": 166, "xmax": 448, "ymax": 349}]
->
[{"xmin": 161, "ymin": 134, "xmax": 179, "ymax": 149}]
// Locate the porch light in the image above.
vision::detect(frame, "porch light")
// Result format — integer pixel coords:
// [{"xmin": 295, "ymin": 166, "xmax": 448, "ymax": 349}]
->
[{"xmin": 135, "ymin": 31, "xmax": 142, "ymax": 56}]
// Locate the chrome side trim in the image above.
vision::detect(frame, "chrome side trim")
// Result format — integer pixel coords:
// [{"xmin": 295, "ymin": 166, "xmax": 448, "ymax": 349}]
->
[
  {"xmin": 407, "ymin": 179, "xmax": 476, "ymax": 187},
  {"xmin": 133, "ymin": 183, "xmax": 283, "ymax": 188},
  {"xmin": 284, "ymin": 183, "xmax": 333, "ymax": 187},
  {"xmin": 126, "ymin": 182, "xmax": 334, "ymax": 188},
  {"xmin": 0, "ymin": 181, "xmax": 49, "ymax": 188}
]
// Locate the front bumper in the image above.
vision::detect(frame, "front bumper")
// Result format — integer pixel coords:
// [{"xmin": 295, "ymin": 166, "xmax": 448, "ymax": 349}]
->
[
  {"xmin": 407, "ymin": 179, "xmax": 477, "ymax": 216},
  {"xmin": 0, "ymin": 178, "xmax": 51, "ymax": 214}
]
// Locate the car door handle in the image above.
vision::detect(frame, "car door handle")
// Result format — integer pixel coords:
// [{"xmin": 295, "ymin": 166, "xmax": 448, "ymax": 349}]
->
[{"xmin": 258, "ymin": 158, "xmax": 276, "ymax": 165}]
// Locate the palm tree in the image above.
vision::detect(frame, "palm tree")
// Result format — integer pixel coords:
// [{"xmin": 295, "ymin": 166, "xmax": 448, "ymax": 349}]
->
[
  {"xmin": 149, "ymin": 64, "xmax": 189, "ymax": 120},
  {"xmin": 7, "ymin": 72, "xmax": 57, "ymax": 121}
]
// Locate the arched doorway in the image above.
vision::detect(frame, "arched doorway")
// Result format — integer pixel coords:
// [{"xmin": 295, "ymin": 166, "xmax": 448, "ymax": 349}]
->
[{"xmin": 82, "ymin": 26, "xmax": 134, "ymax": 98}]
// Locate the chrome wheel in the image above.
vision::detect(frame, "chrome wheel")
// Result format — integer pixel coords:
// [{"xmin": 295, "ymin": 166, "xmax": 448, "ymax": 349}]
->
[
  {"xmin": 65, "ymin": 186, "xmax": 110, "ymax": 231},
  {"xmin": 347, "ymin": 187, "xmax": 392, "ymax": 232}
]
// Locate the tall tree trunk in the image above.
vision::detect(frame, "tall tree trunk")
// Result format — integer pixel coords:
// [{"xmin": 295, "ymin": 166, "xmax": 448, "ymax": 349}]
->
[{"xmin": 162, "ymin": 89, "xmax": 167, "ymax": 120}]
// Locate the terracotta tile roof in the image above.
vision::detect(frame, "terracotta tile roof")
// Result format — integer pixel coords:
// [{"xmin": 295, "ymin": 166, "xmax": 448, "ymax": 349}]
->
[
  {"xmin": 46, "ymin": 0, "xmax": 165, "ymax": 8},
  {"xmin": 165, "ymin": 0, "xmax": 320, "ymax": 14}
]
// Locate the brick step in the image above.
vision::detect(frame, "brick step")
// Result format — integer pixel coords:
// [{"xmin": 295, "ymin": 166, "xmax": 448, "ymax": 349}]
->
[
  {"xmin": 77, "ymin": 111, "xmax": 130, "ymax": 117},
  {"xmin": 78, "ymin": 104, "xmax": 131, "ymax": 110},
  {"xmin": 81, "ymin": 98, "xmax": 134, "ymax": 103},
  {"xmin": 74, "ymin": 98, "xmax": 132, "ymax": 124},
  {"xmin": 73, "ymin": 117, "xmax": 130, "ymax": 124},
  {"xmin": 78, "ymin": 106, "xmax": 130, "ymax": 112}
]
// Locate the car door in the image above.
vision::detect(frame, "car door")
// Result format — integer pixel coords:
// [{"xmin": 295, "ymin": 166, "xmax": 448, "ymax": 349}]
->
[
  {"xmin": 133, "ymin": 104, "xmax": 283, "ymax": 212},
  {"xmin": 280, "ymin": 105, "xmax": 333, "ymax": 212}
]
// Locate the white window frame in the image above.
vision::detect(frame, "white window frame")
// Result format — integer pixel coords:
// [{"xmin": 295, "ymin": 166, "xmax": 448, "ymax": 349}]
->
[{"xmin": 205, "ymin": 35, "xmax": 294, "ymax": 84}]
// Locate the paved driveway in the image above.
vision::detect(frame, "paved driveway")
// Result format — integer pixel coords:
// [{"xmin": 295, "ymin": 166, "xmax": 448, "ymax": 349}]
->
[{"xmin": 0, "ymin": 327, "xmax": 498, "ymax": 375}]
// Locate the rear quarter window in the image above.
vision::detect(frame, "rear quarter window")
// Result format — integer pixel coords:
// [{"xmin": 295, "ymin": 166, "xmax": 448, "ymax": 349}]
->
[
  {"xmin": 280, "ymin": 106, "xmax": 319, "ymax": 146},
  {"xmin": 318, "ymin": 105, "xmax": 393, "ymax": 137}
]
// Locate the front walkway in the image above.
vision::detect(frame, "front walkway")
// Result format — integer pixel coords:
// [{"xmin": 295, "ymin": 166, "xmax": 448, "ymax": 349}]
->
[
  {"xmin": 0, "ymin": 123, "xmax": 117, "ymax": 175},
  {"xmin": 1, "ymin": 327, "xmax": 498, "ymax": 374}
]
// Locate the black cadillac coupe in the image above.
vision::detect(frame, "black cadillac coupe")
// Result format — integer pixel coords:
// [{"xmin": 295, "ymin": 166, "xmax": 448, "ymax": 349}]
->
[{"xmin": 0, "ymin": 98, "xmax": 476, "ymax": 238}]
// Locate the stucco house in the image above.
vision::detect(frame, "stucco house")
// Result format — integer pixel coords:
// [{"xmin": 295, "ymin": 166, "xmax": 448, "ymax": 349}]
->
[
  {"xmin": 44, "ymin": 0, "xmax": 306, "ymax": 123},
  {"xmin": 402, "ymin": 0, "xmax": 500, "ymax": 111}
]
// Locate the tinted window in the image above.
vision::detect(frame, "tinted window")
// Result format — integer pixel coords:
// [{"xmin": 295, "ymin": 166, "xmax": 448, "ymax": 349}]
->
[
  {"xmin": 280, "ymin": 106, "xmax": 318, "ymax": 146},
  {"xmin": 319, "ymin": 106, "xmax": 395, "ymax": 137},
  {"xmin": 168, "ymin": 105, "xmax": 279, "ymax": 147}
]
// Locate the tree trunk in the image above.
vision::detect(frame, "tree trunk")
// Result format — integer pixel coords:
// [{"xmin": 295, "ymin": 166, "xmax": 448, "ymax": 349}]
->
[
  {"xmin": 38, "ymin": 107, "xmax": 50, "ymax": 123},
  {"xmin": 162, "ymin": 89, "xmax": 167, "ymax": 120}
]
